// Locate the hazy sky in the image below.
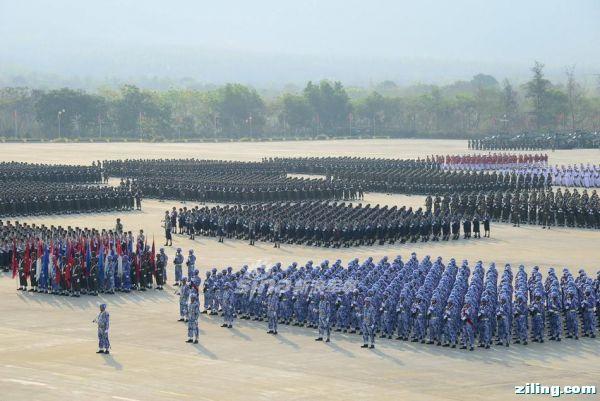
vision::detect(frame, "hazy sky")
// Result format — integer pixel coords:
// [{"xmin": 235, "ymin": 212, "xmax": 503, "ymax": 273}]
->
[{"xmin": 1, "ymin": 0, "xmax": 598, "ymax": 86}]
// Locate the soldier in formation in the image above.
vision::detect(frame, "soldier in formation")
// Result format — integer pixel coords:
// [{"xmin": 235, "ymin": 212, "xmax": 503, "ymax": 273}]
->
[
  {"xmin": 438, "ymin": 188, "xmax": 600, "ymax": 229},
  {"xmin": 179, "ymin": 254, "xmax": 599, "ymax": 350},
  {"xmin": 470, "ymin": 132, "xmax": 600, "ymax": 151},
  {"xmin": 166, "ymin": 202, "xmax": 488, "ymax": 247},
  {"xmin": 0, "ymin": 183, "xmax": 136, "ymax": 217}
]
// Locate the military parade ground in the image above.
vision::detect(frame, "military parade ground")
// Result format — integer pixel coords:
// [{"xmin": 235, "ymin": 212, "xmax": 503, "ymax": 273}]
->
[{"xmin": 0, "ymin": 139, "xmax": 598, "ymax": 401}]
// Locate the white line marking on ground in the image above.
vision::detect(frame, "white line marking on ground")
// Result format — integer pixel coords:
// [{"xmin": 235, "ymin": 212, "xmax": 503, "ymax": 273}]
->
[
  {"xmin": 2, "ymin": 378, "xmax": 48, "ymax": 386},
  {"xmin": 159, "ymin": 390, "xmax": 191, "ymax": 398}
]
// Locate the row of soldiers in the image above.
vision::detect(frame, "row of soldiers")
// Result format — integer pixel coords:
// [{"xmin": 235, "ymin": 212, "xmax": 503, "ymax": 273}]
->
[
  {"xmin": 1, "ymin": 221, "xmax": 175, "ymax": 294},
  {"xmin": 440, "ymin": 153, "xmax": 548, "ymax": 169},
  {"xmin": 429, "ymin": 188, "xmax": 600, "ymax": 229},
  {"xmin": 177, "ymin": 255, "xmax": 599, "ymax": 349},
  {"xmin": 0, "ymin": 156, "xmax": 566, "ymax": 219},
  {"xmin": 0, "ymin": 182, "xmax": 140, "ymax": 217},
  {"xmin": 167, "ymin": 202, "xmax": 490, "ymax": 247},
  {"xmin": 332, "ymin": 168, "xmax": 552, "ymax": 194},
  {"xmin": 103, "ymin": 158, "xmax": 282, "ymax": 178},
  {"xmin": 0, "ymin": 161, "xmax": 102, "ymax": 182},
  {"xmin": 103, "ymin": 158, "xmax": 366, "ymax": 203},
  {"xmin": 262, "ymin": 156, "xmax": 437, "ymax": 176},
  {"xmin": 470, "ymin": 132, "xmax": 600, "ymax": 151},
  {"xmin": 262, "ymin": 156, "xmax": 552, "ymax": 193},
  {"xmin": 134, "ymin": 176, "xmax": 351, "ymax": 203},
  {"xmin": 503, "ymin": 165, "xmax": 600, "ymax": 188},
  {"xmin": 103, "ymin": 157, "xmax": 553, "ymax": 203}
]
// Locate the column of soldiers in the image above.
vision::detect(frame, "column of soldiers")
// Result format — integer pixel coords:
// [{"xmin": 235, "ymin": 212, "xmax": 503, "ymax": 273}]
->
[
  {"xmin": 103, "ymin": 158, "xmax": 283, "ymax": 177},
  {"xmin": 133, "ymin": 176, "xmax": 347, "ymax": 203},
  {"xmin": 470, "ymin": 132, "xmax": 600, "ymax": 151},
  {"xmin": 101, "ymin": 157, "xmax": 558, "ymax": 201},
  {"xmin": 326, "ymin": 166, "xmax": 550, "ymax": 194},
  {"xmin": 104, "ymin": 158, "xmax": 349, "ymax": 203},
  {"xmin": 434, "ymin": 188, "xmax": 600, "ymax": 229},
  {"xmin": 0, "ymin": 161, "xmax": 138, "ymax": 217},
  {"xmin": 0, "ymin": 161, "xmax": 102, "ymax": 182},
  {"xmin": 470, "ymin": 136, "xmax": 549, "ymax": 151},
  {"xmin": 0, "ymin": 183, "xmax": 138, "ymax": 216},
  {"xmin": 262, "ymin": 156, "xmax": 438, "ymax": 175},
  {"xmin": 508, "ymin": 164, "xmax": 600, "ymax": 188},
  {"xmin": 440, "ymin": 153, "xmax": 548, "ymax": 170},
  {"xmin": 175, "ymin": 254, "xmax": 599, "ymax": 349},
  {"xmin": 0, "ymin": 221, "xmax": 189, "ymax": 295},
  {"xmin": 166, "ymin": 201, "xmax": 489, "ymax": 247},
  {"xmin": 264, "ymin": 156, "xmax": 550, "ymax": 194}
]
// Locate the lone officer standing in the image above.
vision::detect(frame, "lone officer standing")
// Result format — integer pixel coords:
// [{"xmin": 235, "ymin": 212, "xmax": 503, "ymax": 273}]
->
[{"xmin": 94, "ymin": 303, "xmax": 110, "ymax": 354}]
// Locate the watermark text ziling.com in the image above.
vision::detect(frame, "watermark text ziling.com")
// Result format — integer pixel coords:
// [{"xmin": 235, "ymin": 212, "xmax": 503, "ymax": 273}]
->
[{"xmin": 515, "ymin": 383, "xmax": 596, "ymax": 397}]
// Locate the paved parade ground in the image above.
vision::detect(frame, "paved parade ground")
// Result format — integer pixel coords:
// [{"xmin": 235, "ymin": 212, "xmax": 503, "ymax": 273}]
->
[
  {"xmin": 2, "ymin": 138, "xmax": 600, "ymax": 165},
  {"xmin": 1, "ymin": 139, "xmax": 600, "ymax": 401}
]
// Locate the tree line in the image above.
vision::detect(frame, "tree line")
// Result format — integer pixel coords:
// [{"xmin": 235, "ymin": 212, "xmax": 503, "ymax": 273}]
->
[{"xmin": 0, "ymin": 62, "xmax": 598, "ymax": 141}]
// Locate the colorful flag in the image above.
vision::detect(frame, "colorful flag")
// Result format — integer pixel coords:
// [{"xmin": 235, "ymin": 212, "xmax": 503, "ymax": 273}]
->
[
  {"xmin": 65, "ymin": 241, "xmax": 74, "ymax": 288},
  {"xmin": 11, "ymin": 240, "xmax": 18, "ymax": 279},
  {"xmin": 54, "ymin": 254, "xmax": 61, "ymax": 285},
  {"xmin": 24, "ymin": 241, "xmax": 31, "ymax": 279},
  {"xmin": 85, "ymin": 242, "xmax": 92, "ymax": 277},
  {"xmin": 135, "ymin": 241, "xmax": 141, "ymax": 281},
  {"xmin": 42, "ymin": 245, "xmax": 49, "ymax": 285},
  {"xmin": 98, "ymin": 242, "xmax": 105, "ymax": 286},
  {"xmin": 151, "ymin": 238, "xmax": 156, "ymax": 273}
]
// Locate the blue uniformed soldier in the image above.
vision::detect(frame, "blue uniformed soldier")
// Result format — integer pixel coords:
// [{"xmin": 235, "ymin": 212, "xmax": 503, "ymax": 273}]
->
[
  {"xmin": 514, "ymin": 295, "xmax": 529, "ymax": 345},
  {"xmin": 186, "ymin": 249, "xmax": 196, "ymax": 279},
  {"xmin": 529, "ymin": 292, "xmax": 544, "ymax": 343},
  {"xmin": 177, "ymin": 277, "xmax": 190, "ymax": 322},
  {"xmin": 173, "ymin": 248, "xmax": 184, "ymax": 286},
  {"xmin": 460, "ymin": 302, "xmax": 475, "ymax": 351},
  {"xmin": 186, "ymin": 293, "xmax": 200, "ymax": 344},
  {"xmin": 564, "ymin": 290, "xmax": 579, "ymax": 340},
  {"xmin": 221, "ymin": 282, "xmax": 234, "ymax": 328},
  {"xmin": 581, "ymin": 287, "xmax": 597, "ymax": 338},
  {"xmin": 266, "ymin": 289, "xmax": 279, "ymax": 335},
  {"xmin": 547, "ymin": 292, "xmax": 562, "ymax": 341},
  {"xmin": 315, "ymin": 293, "xmax": 331, "ymax": 342},
  {"xmin": 495, "ymin": 296, "xmax": 510, "ymax": 346},
  {"xmin": 361, "ymin": 297, "xmax": 376, "ymax": 349},
  {"xmin": 477, "ymin": 297, "xmax": 491, "ymax": 348},
  {"xmin": 94, "ymin": 303, "xmax": 110, "ymax": 354}
]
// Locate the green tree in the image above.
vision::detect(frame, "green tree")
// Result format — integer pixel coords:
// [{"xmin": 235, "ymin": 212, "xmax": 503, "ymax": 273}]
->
[
  {"xmin": 113, "ymin": 85, "xmax": 172, "ymax": 138},
  {"xmin": 565, "ymin": 66, "xmax": 583, "ymax": 132},
  {"xmin": 35, "ymin": 88, "xmax": 106, "ymax": 138},
  {"xmin": 303, "ymin": 80, "xmax": 352, "ymax": 131},
  {"xmin": 211, "ymin": 83, "xmax": 265, "ymax": 137},
  {"xmin": 545, "ymin": 89, "xmax": 569, "ymax": 132},
  {"xmin": 471, "ymin": 73, "xmax": 499, "ymax": 89},
  {"xmin": 524, "ymin": 61, "xmax": 552, "ymax": 129},
  {"xmin": 0, "ymin": 87, "xmax": 42, "ymax": 138},
  {"xmin": 278, "ymin": 93, "xmax": 312, "ymax": 135},
  {"xmin": 356, "ymin": 92, "xmax": 387, "ymax": 135},
  {"xmin": 501, "ymin": 79, "xmax": 519, "ymax": 132},
  {"xmin": 159, "ymin": 89, "xmax": 213, "ymax": 138}
]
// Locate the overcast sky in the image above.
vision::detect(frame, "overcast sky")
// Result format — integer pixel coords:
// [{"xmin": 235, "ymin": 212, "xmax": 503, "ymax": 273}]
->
[{"xmin": 1, "ymin": 0, "xmax": 598, "ymax": 86}]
